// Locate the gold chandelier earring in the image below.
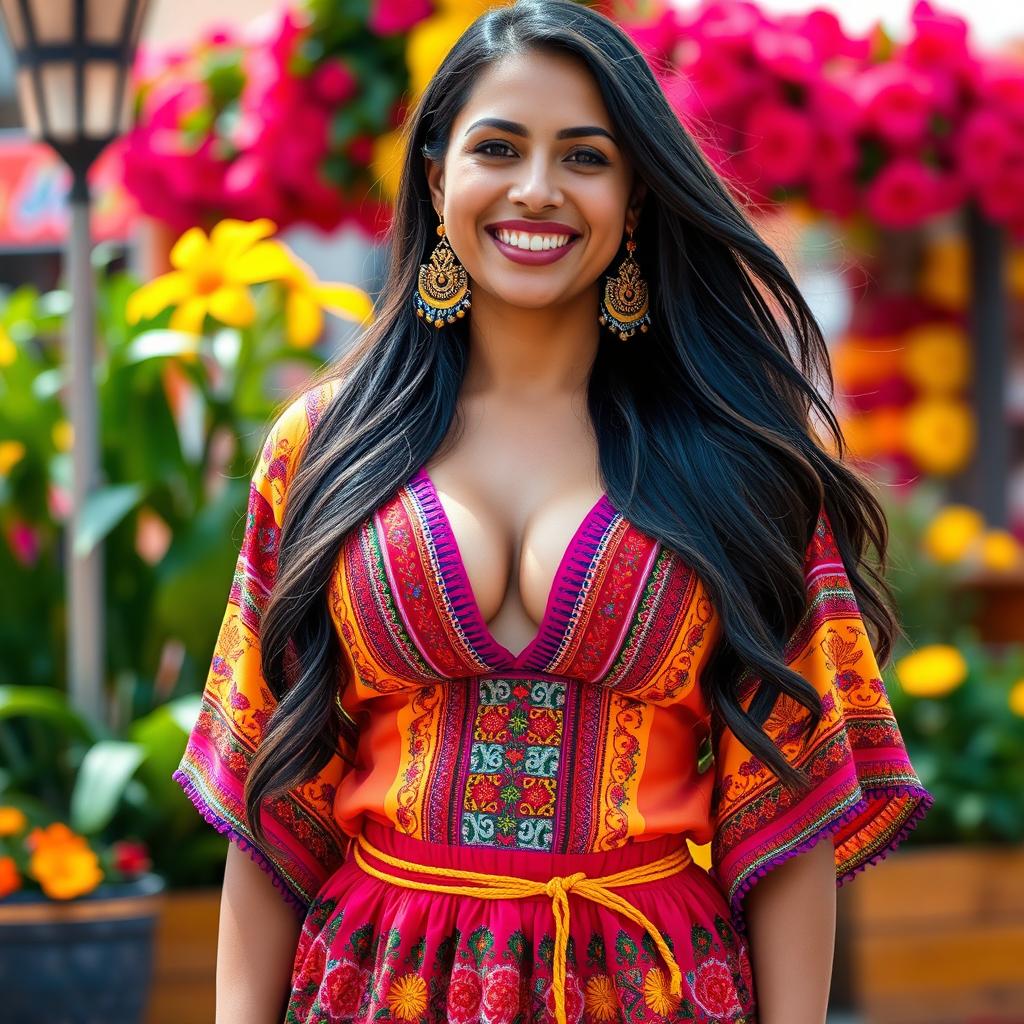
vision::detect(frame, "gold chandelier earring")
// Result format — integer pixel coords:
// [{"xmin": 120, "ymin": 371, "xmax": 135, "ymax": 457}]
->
[
  {"xmin": 599, "ymin": 226, "xmax": 651, "ymax": 341},
  {"xmin": 414, "ymin": 213, "xmax": 472, "ymax": 328}
]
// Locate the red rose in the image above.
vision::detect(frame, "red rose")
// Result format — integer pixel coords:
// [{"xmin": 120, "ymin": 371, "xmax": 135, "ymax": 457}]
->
[
  {"xmin": 481, "ymin": 965, "xmax": 521, "ymax": 1024},
  {"xmin": 293, "ymin": 939, "xmax": 327, "ymax": 993},
  {"xmin": 447, "ymin": 966, "xmax": 483, "ymax": 1023},
  {"xmin": 692, "ymin": 957, "xmax": 742, "ymax": 1017},
  {"xmin": 324, "ymin": 959, "xmax": 363, "ymax": 1015}
]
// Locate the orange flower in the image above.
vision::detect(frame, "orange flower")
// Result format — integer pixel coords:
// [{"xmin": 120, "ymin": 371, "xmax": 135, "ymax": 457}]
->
[
  {"xmin": 29, "ymin": 836, "xmax": 104, "ymax": 900},
  {"xmin": 0, "ymin": 806, "xmax": 27, "ymax": 837},
  {"xmin": 0, "ymin": 855, "xmax": 21, "ymax": 898}
]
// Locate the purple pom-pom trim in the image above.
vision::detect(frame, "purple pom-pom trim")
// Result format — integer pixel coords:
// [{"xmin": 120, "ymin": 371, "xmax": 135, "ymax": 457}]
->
[
  {"xmin": 173, "ymin": 768, "xmax": 309, "ymax": 920},
  {"xmin": 718, "ymin": 782, "xmax": 935, "ymax": 940}
]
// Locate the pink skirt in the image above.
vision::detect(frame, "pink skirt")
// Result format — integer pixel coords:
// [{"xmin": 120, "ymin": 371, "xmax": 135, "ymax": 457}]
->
[{"xmin": 284, "ymin": 818, "xmax": 757, "ymax": 1023}]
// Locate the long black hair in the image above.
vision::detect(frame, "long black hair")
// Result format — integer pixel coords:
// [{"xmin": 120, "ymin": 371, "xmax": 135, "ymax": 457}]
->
[{"xmin": 245, "ymin": 0, "xmax": 898, "ymax": 846}]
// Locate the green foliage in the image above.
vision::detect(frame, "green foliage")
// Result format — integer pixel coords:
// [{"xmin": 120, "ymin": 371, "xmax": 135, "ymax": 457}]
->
[{"xmin": 0, "ymin": 250, "xmax": 326, "ymax": 887}]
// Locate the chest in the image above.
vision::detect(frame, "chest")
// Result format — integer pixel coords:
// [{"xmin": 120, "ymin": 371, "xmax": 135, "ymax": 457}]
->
[{"xmin": 422, "ymin": 464, "xmax": 607, "ymax": 655}]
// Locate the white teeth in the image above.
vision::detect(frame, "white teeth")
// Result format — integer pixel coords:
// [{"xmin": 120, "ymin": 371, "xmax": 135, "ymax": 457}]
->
[{"xmin": 494, "ymin": 229, "xmax": 572, "ymax": 251}]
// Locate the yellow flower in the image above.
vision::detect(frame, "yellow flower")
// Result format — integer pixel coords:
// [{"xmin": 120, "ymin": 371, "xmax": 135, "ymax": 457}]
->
[
  {"xmin": 125, "ymin": 218, "xmax": 290, "ymax": 334},
  {"xmin": 0, "ymin": 855, "xmax": 20, "ymax": 898},
  {"xmin": 643, "ymin": 966, "xmax": 681, "ymax": 1015},
  {"xmin": 52, "ymin": 420, "xmax": 73, "ymax": 452},
  {"xmin": 901, "ymin": 323, "xmax": 970, "ymax": 394},
  {"xmin": 687, "ymin": 838, "xmax": 712, "ymax": 871},
  {"xmin": 273, "ymin": 249, "xmax": 375, "ymax": 348},
  {"xmin": 979, "ymin": 529, "xmax": 1022, "ymax": 572},
  {"xmin": 0, "ymin": 806, "xmax": 27, "ymax": 837},
  {"xmin": 27, "ymin": 826, "xmax": 104, "ymax": 900},
  {"xmin": 903, "ymin": 397, "xmax": 975, "ymax": 476},
  {"xmin": 387, "ymin": 973, "xmax": 428, "ymax": 1020},
  {"xmin": 895, "ymin": 645, "xmax": 968, "ymax": 698},
  {"xmin": 407, "ymin": 11, "xmax": 481, "ymax": 97},
  {"xmin": 0, "ymin": 324, "xmax": 15, "ymax": 366},
  {"xmin": 0, "ymin": 439, "xmax": 26, "ymax": 475},
  {"xmin": 1009, "ymin": 679, "xmax": 1024, "ymax": 718},
  {"xmin": 921, "ymin": 504, "xmax": 985, "ymax": 564},
  {"xmin": 371, "ymin": 127, "xmax": 409, "ymax": 205},
  {"xmin": 584, "ymin": 974, "xmax": 619, "ymax": 1021},
  {"xmin": 919, "ymin": 235, "xmax": 969, "ymax": 312}
]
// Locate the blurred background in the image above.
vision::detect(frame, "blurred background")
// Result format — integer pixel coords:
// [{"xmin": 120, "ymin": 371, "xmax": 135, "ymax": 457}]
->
[{"xmin": 0, "ymin": 1, "xmax": 1022, "ymax": 1022}]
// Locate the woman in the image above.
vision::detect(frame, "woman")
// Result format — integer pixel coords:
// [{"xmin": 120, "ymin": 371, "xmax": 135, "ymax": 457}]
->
[{"xmin": 173, "ymin": 2, "xmax": 933, "ymax": 1021}]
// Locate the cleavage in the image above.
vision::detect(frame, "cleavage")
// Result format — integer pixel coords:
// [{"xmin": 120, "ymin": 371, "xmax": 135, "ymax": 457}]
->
[{"xmin": 429, "ymin": 476, "xmax": 604, "ymax": 656}]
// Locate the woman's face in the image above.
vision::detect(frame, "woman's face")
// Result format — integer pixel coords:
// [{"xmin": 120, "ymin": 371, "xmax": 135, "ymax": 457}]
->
[{"xmin": 424, "ymin": 48, "xmax": 646, "ymax": 312}]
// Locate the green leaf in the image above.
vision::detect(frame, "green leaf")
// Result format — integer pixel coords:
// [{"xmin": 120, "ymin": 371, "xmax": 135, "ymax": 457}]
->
[
  {"xmin": 70, "ymin": 740, "xmax": 146, "ymax": 834},
  {"xmin": 74, "ymin": 483, "xmax": 145, "ymax": 557},
  {"xmin": 0, "ymin": 686, "xmax": 97, "ymax": 742}
]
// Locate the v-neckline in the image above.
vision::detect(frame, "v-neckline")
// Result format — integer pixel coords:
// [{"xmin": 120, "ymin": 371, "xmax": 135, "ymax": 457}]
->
[{"xmin": 406, "ymin": 465, "xmax": 618, "ymax": 672}]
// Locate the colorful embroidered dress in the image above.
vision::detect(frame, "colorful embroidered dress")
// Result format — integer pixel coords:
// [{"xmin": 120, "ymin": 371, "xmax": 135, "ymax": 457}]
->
[{"xmin": 173, "ymin": 379, "xmax": 933, "ymax": 1023}]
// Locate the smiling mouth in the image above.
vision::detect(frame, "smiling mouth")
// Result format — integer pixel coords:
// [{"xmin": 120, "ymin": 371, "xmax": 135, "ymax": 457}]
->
[{"xmin": 484, "ymin": 227, "xmax": 581, "ymax": 254}]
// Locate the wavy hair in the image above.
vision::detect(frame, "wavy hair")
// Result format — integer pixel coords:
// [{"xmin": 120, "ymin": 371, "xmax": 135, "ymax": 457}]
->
[{"xmin": 245, "ymin": 0, "xmax": 899, "ymax": 846}]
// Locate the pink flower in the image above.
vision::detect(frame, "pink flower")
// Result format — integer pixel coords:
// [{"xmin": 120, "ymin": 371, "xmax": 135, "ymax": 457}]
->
[
  {"xmin": 311, "ymin": 58, "xmax": 357, "ymax": 105},
  {"xmin": 368, "ymin": 0, "xmax": 432, "ymax": 36},
  {"xmin": 743, "ymin": 100, "xmax": 814, "ymax": 187},
  {"xmin": 751, "ymin": 26, "xmax": 816, "ymax": 84},
  {"xmin": 794, "ymin": 8, "xmax": 869, "ymax": 62},
  {"xmin": 978, "ymin": 168, "xmax": 1024, "ymax": 223},
  {"xmin": 976, "ymin": 62, "xmax": 1024, "ymax": 123},
  {"xmin": 905, "ymin": 1, "xmax": 971, "ymax": 76},
  {"xmin": 689, "ymin": 957, "xmax": 744, "ymax": 1017},
  {"xmin": 323, "ymin": 959, "xmax": 363, "ymax": 1015},
  {"xmin": 856, "ymin": 62, "xmax": 936, "ymax": 146},
  {"xmin": 7, "ymin": 521, "xmax": 39, "ymax": 567},
  {"xmin": 348, "ymin": 135, "xmax": 375, "ymax": 167},
  {"xmin": 446, "ymin": 966, "xmax": 483, "ymax": 1023},
  {"xmin": 622, "ymin": 8, "xmax": 681, "ymax": 63},
  {"xmin": 670, "ymin": 40, "xmax": 761, "ymax": 116},
  {"xmin": 481, "ymin": 965, "xmax": 521, "ymax": 1024},
  {"xmin": 544, "ymin": 970, "xmax": 584, "ymax": 1024},
  {"xmin": 807, "ymin": 173, "xmax": 859, "ymax": 220},
  {"xmin": 958, "ymin": 109, "xmax": 1021, "ymax": 187},
  {"xmin": 864, "ymin": 158, "xmax": 942, "ymax": 228}
]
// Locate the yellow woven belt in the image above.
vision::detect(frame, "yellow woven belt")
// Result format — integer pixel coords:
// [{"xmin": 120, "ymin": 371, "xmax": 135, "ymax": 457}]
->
[{"xmin": 352, "ymin": 832, "xmax": 691, "ymax": 1024}]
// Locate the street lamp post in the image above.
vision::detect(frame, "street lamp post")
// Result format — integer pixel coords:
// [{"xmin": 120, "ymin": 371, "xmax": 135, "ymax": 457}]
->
[{"xmin": 0, "ymin": 0, "xmax": 150, "ymax": 725}]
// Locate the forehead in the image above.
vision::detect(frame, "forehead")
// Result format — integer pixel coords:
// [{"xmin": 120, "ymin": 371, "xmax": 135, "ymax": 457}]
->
[{"xmin": 453, "ymin": 50, "xmax": 611, "ymax": 136}]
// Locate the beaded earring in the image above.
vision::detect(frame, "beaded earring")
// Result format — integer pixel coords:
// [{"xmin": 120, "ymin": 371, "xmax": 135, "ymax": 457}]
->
[
  {"xmin": 598, "ymin": 226, "xmax": 651, "ymax": 341},
  {"xmin": 414, "ymin": 213, "xmax": 472, "ymax": 328}
]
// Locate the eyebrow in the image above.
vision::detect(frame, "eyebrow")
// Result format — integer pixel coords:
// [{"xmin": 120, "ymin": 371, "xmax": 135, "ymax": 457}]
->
[{"xmin": 464, "ymin": 117, "xmax": 618, "ymax": 146}]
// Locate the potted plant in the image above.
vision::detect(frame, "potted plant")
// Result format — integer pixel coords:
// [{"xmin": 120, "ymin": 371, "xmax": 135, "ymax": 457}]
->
[
  {"xmin": 846, "ymin": 485, "xmax": 1024, "ymax": 1024},
  {"xmin": 0, "ymin": 685, "xmax": 166, "ymax": 1022}
]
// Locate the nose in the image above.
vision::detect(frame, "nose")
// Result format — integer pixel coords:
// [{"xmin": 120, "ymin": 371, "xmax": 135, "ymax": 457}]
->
[{"xmin": 507, "ymin": 152, "xmax": 564, "ymax": 210}]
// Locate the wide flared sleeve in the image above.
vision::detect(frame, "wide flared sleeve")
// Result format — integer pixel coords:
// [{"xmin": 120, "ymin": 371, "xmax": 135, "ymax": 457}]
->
[
  {"xmin": 172, "ymin": 383, "xmax": 352, "ymax": 915},
  {"xmin": 709, "ymin": 503, "xmax": 933, "ymax": 938}
]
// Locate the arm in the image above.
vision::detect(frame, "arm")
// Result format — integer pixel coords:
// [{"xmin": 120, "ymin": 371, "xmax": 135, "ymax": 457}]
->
[
  {"xmin": 215, "ymin": 844, "xmax": 303, "ymax": 1024},
  {"xmin": 744, "ymin": 832, "xmax": 836, "ymax": 1024}
]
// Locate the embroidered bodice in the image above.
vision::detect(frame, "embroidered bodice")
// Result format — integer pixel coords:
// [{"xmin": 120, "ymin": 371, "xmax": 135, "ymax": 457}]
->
[{"xmin": 173, "ymin": 378, "xmax": 933, "ymax": 937}]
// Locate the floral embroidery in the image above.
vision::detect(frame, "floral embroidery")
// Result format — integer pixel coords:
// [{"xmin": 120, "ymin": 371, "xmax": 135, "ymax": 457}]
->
[
  {"xmin": 583, "ymin": 974, "xmax": 618, "ymax": 1021},
  {"xmin": 285, "ymin": 895, "xmax": 756, "ymax": 1023},
  {"xmin": 386, "ymin": 973, "xmax": 428, "ymax": 1020},
  {"xmin": 644, "ymin": 966, "xmax": 682, "ymax": 1015},
  {"xmin": 463, "ymin": 678, "xmax": 565, "ymax": 851}
]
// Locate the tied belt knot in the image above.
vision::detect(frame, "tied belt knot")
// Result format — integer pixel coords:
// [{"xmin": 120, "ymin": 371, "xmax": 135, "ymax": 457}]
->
[{"xmin": 352, "ymin": 833, "xmax": 691, "ymax": 1024}]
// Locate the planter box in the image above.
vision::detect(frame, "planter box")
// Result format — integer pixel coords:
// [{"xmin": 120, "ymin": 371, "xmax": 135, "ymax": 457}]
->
[
  {"xmin": 847, "ymin": 844, "xmax": 1024, "ymax": 1024},
  {"xmin": 146, "ymin": 888, "xmax": 220, "ymax": 1024}
]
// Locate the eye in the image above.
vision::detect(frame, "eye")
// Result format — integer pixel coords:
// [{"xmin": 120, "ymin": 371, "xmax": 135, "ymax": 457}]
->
[{"xmin": 473, "ymin": 141, "xmax": 609, "ymax": 166}]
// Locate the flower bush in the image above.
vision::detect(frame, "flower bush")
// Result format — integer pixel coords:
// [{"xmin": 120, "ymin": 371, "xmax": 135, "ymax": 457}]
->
[
  {"xmin": 878, "ymin": 484, "xmax": 1024, "ymax": 844},
  {"xmin": 119, "ymin": 2, "xmax": 422, "ymax": 237},
  {"xmin": 622, "ymin": 0, "xmax": 1024, "ymax": 236},
  {"xmin": 0, "ymin": 222, "xmax": 373, "ymax": 890}
]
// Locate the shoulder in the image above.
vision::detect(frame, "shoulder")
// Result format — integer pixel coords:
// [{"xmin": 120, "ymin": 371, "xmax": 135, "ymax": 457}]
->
[{"xmin": 252, "ymin": 376, "xmax": 341, "ymax": 499}]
